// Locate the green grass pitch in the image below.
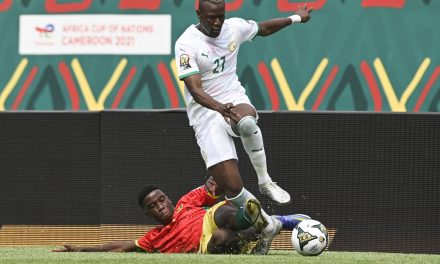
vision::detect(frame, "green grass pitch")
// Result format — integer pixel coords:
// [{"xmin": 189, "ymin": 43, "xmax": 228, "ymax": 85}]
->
[{"xmin": 1, "ymin": 247, "xmax": 439, "ymax": 264}]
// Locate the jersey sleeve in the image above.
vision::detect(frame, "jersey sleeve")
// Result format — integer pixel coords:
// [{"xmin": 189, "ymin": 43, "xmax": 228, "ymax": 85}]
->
[
  {"xmin": 135, "ymin": 227, "xmax": 160, "ymax": 252},
  {"xmin": 177, "ymin": 186, "xmax": 217, "ymax": 207},
  {"xmin": 230, "ymin": 17, "xmax": 259, "ymax": 44},
  {"xmin": 175, "ymin": 40, "xmax": 200, "ymax": 80}
]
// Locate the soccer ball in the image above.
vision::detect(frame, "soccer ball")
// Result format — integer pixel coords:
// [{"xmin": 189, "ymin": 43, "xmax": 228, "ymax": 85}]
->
[{"xmin": 291, "ymin": 219, "xmax": 328, "ymax": 256}]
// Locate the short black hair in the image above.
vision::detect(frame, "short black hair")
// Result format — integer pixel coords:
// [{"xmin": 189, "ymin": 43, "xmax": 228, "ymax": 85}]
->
[
  {"xmin": 137, "ymin": 185, "xmax": 160, "ymax": 209},
  {"xmin": 199, "ymin": 0, "xmax": 224, "ymax": 9}
]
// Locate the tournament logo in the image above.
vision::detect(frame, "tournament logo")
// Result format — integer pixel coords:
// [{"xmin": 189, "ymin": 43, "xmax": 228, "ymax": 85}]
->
[
  {"xmin": 228, "ymin": 41, "xmax": 237, "ymax": 52},
  {"xmin": 180, "ymin": 54, "xmax": 191, "ymax": 70},
  {"xmin": 35, "ymin": 24, "xmax": 55, "ymax": 39}
]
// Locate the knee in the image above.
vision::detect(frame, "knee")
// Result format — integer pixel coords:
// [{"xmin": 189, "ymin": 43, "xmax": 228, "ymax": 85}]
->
[
  {"xmin": 211, "ymin": 229, "xmax": 235, "ymax": 244},
  {"xmin": 227, "ymin": 185, "xmax": 244, "ymax": 198},
  {"xmin": 237, "ymin": 116, "xmax": 258, "ymax": 137},
  {"xmin": 209, "ymin": 162, "xmax": 243, "ymax": 197}
]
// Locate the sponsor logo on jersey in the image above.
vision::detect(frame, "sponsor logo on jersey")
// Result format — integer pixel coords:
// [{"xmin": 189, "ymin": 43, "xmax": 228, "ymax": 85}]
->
[{"xmin": 180, "ymin": 54, "xmax": 191, "ymax": 70}]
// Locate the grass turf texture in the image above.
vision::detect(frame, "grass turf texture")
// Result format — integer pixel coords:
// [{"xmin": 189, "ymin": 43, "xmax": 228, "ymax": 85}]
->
[{"xmin": 1, "ymin": 247, "xmax": 439, "ymax": 264}]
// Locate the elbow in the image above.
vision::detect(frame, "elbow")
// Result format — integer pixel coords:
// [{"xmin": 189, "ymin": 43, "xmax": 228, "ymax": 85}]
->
[
  {"xmin": 192, "ymin": 94, "xmax": 201, "ymax": 103},
  {"xmin": 258, "ymin": 29, "xmax": 272, "ymax": 37},
  {"xmin": 258, "ymin": 28, "xmax": 268, "ymax": 37},
  {"xmin": 190, "ymin": 91, "xmax": 204, "ymax": 104}
]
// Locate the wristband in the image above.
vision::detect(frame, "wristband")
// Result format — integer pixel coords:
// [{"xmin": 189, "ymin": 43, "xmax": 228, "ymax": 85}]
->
[{"xmin": 288, "ymin": 15, "xmax": 302, "ymax": 24}]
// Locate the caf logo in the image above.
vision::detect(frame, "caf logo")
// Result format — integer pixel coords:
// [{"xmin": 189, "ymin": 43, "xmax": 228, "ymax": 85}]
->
[{"xmin": 180, "ymin": 54, "xmax": 191, "ymax": 70}]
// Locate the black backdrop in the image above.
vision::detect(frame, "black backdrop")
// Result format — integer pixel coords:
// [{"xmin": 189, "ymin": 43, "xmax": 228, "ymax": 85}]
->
[{"xmin": 1, "ymin": 110, "xmax": 439, "ymax": 253}]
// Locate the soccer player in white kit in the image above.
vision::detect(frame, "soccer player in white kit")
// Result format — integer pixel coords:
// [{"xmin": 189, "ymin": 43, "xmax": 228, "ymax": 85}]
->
[{"xmin": 175, "ymin": 0, "xmax": 313, "ymax": 253}]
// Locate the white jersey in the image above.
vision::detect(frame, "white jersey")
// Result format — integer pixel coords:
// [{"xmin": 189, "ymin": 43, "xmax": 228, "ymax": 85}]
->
[{"xmin": 175, "ymin": 18, "xmax": 259, "ymax": 126}]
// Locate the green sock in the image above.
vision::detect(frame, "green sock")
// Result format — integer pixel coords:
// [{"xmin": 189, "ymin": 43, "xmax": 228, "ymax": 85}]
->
[{"xmin": 235, "ymin": 206, "xmax": 252, "ymax": 230}]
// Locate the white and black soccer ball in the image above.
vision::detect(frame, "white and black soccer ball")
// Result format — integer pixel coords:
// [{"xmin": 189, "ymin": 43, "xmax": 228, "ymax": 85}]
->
[{"xmin": 291, "ymin": 219, "xmax": 328, "ymax": 256}]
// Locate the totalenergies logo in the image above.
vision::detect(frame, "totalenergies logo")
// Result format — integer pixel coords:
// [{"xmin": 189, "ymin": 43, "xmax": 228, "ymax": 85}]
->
[{"xmin": 35, "ymin": 24, "xmax": 54, "ymax": 39}]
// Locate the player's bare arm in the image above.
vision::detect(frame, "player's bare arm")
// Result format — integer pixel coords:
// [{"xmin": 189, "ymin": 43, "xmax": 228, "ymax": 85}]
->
[
  {"xmin": 183, "ymin": 74, "xmax": 239, "ymax": 120},
  {"xmin": 257, "ymin": 4, "xmax": 313, "ymax": 37},
  {"xmin": 52, "ymin": 240, "xmax": 138, "ymax": 252}
]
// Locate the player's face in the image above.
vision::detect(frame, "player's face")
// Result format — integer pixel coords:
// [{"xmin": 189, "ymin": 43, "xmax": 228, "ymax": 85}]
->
[
  {"xmin": 143, "ymin": 189, "xmax": 174, "ymax": 225},
  {"xmin": 197, "ymin": 1, "xmax": 225, "ymax": 38}
]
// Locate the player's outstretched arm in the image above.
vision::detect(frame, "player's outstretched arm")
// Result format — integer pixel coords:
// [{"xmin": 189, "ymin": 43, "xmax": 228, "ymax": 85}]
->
[
  {"xmin": 257, "ymin": 4, "xmax": 313, "ymax": 37},
  {"xmin": 52, "ymin": 240, "xmax": 138, "ymax": 253}
]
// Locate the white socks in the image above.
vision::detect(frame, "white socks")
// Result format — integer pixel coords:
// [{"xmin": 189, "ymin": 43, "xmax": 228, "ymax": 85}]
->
[{"xmin": 241, "ymin": 126, "xmax": 272, "ymax": 185}]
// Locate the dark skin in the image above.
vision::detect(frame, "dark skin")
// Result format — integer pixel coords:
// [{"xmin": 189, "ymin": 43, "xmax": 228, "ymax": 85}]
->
[
  {"xmin": 186, "ymin": 1, "xmax": 313, "ymax": 198},
  {"xmin": 52, "ymin": 177, "xmax": 258, "ymax": 254},
  {"xmin": 52, "ymin": 189, "xmax": 176, "ymax": 253},
  {"xmin": 143, "ymin": 189, "xmax": 175, "ymax": 225}
]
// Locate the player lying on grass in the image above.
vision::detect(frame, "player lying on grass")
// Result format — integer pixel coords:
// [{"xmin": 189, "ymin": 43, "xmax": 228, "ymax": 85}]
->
[{"xmin": 53, "ymin": 177, "xmax": 309, "ymax": 254}]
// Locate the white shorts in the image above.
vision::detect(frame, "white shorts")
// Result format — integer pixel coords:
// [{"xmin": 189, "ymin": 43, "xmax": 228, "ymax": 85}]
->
[{"xmin": 192, "ymin": 95, "xmax": 257, "ymax": 169}]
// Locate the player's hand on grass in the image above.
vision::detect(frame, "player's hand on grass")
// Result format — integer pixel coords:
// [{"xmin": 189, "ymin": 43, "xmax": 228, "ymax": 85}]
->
[
  {"xmin": 52, "ymin": 244, "xmax": 78, "ymax": 252},
  {"xmin": 295, "ymin": 4, "xmax": 313, "ymax": 23}
]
